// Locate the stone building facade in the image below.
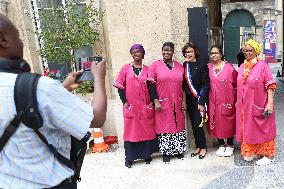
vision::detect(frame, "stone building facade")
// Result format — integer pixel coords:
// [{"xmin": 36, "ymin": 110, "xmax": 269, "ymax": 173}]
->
[
  {"xmin": 222, "ymin": 0, "xmax": 283, "ymax": 62},
  {"xmin": 2, "ymin": 0, "xmax": 283, "ymax": 145},
  {"xmin": 2, "ymin": 0, "xmax": 206, "ymax": 145}
]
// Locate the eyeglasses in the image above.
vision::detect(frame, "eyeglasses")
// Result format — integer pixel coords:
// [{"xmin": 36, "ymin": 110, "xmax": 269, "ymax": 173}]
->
[
  {"xmin": 242, "ymin": 49, "xmax": 254, "ymax": 53},
  {"xmin": 185, "ymin": 50, "xmax": 194, "ymax": 53},
  {"xmin": 209, "ymin": 52, "xmax": 220, "ymax": 55}
]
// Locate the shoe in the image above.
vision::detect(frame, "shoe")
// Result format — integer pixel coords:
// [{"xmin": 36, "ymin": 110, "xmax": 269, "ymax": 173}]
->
[
  {"xmin": 175, "ymin": 154, "xmax": 184, "ymax": 160},
  {"xmin": 215, "ymin": 146, "xmax": 226, "ymax": 157},
  {"xmin": 191, "ymin": 149, "xmax": 201, "ymax": 157},
  {"xmin": 125, "ymin": 160, "xmax": 132, "ymax": 168},
  {"xmin": 223, "ymin": 147, "xmax": 234, "ymax": 157},
  {"xmin": 199, "ymin": 149, "xmax": 207, "ymax": 159},
  {"xmin": 145, "ymin": 157, "xmax": 152, "ymax": 164},
  {"xmin": 243, "ymin": 155, "xmax": 258, "ymax": 162},
  {"xmin": 256, "ymin": 157, "xmax": 274, "ymax": 166},
  {"xmin": 163, "ymin": 155, "xmax": 171, "ymax": 163}
]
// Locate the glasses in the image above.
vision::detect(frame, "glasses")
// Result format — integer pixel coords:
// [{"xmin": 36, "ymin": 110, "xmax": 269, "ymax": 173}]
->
[
  {"xmin": 185, "ymin": 50, "xmax": 194, "ymax": 53},
  {"xmin": 242, "ymin": 49, "xmax": 254, "ymax": 53},
  {"xmin": 209, "ymin": 52, "xmax": 220, "ymax": 56}
]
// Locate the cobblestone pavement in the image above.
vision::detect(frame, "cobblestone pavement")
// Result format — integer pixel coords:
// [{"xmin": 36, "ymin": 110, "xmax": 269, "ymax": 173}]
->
[{"xmin": 78, "ymin": 64, "xmax": 284, "ymax": 189}]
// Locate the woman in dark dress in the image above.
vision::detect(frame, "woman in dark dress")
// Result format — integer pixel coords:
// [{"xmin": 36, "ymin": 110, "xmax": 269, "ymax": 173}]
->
[
  {"xmin": 113, "ymin": 44, "xmax": 158, "ymax": 168},
  {"xmin": 182, "ymin": 42, "xmax": 210, "ymax": 159},
  {"xmin": 147, "ymin": 42, "xmax": 187, "ymax": 163}
]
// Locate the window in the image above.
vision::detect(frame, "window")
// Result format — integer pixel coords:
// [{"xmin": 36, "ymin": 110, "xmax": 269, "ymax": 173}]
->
[{"xmin": 31, "ymin": 0, "xmax": 92, "ymax": 79}]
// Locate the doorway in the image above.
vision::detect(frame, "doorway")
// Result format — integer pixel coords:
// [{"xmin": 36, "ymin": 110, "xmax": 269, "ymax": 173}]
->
[{"xmin": 223, "ymin": 9, "xmax": 256, "ymax": 64}]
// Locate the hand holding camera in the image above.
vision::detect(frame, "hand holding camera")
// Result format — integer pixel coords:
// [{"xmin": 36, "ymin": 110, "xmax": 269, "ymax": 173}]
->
[
  {"xmin": 76, "ymin": 56, "xmax": 105, "ymax": 82},
  {"xmin": 63, "ymin": 70, "xmax": 84, "ymax": 91}
]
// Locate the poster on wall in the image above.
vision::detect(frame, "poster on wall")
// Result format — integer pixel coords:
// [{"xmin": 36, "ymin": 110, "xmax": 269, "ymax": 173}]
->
[{"xmin": 263, "ymin": 20, "xmax": 276, "ymax": 63}]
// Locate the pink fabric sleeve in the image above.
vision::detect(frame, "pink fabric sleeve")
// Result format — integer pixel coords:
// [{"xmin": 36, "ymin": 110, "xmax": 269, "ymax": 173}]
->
[
  {"xmin": 113, "ymin": 65, "xmax": 126, "ymax": 90},
  {"xmin": 147, "ymin": 63, "xmax": 157, "ymax": 84},
  {"xmin": 263, "ymin": 62, "xmax": 276, "ymax": 90}
]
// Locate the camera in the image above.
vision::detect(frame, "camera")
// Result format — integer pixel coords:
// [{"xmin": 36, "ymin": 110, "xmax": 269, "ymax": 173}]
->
[{"xmin": 76, "ymin": 56, "xmax": 103, "ymax": 82}]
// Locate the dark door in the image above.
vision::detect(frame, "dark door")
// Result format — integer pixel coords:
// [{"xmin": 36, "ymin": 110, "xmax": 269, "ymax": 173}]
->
[
  {"xmin": 188, "ymin": 7, "xmax": 208, "ymax": 64},
  {"xmin": 224, "ymin": 9, "xmax": 256, "ymax": 64}
]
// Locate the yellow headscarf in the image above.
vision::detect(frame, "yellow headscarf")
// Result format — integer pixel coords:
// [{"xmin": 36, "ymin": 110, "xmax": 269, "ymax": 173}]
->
[
  {"xmin": 243, "ymin": 39, "xmax": 262, "ymax": 56},
  {"xmin": 242, "ymin": 39, "xmax": 262, "ymax": 82}
]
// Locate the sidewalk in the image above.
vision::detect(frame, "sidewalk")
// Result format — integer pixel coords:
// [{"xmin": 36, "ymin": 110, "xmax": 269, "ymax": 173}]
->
[{"xmin": 78, "ymin": 76, "xmax": 284, "ymax": 189}]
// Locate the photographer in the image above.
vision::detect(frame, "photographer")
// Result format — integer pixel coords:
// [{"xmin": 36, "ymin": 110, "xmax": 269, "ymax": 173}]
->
[{"xmin": 0, "ymin": 14, "xmax": 107, "ymax": 189}]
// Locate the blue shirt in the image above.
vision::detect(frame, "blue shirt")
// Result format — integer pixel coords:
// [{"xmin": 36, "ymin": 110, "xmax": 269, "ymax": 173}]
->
[{"xmin": 0, "ymin": 73, "xmax": 93, "ymax": 188}]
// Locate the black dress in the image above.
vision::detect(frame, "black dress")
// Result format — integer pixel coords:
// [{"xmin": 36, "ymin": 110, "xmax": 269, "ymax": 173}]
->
[
  {"xmin": 117, "ymin": 66, "xmax": 158, "ymax": 162},
  {"xmin": 183, "ymin": 61, "xmax": 210, "ymax": 149}
]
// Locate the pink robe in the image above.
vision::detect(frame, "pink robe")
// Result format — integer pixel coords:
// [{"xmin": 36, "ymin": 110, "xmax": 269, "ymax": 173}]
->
[
  {"xmin": 147, "ymin": 60, "xmax": 185, "ymax": 133},
  {"xmin": 236, "ymin": 60, "xmax": 276, "ymax": 144},
  {"xmin": 113, "ymin": 63, "xmax": 156, "ymax": 142},
  {"xmin": 208, "ymin": 62, "xmax": 237, "ymax": 139}
]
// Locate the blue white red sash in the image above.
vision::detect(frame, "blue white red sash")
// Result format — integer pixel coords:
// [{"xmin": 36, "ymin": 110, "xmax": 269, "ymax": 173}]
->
[
  {"xmin": 185, "ymin": 63, "xmax": 198, "ymax": 98},
  {"xmin": 185, "ymin": 63, "xmax": 208, "ymax": 126}
]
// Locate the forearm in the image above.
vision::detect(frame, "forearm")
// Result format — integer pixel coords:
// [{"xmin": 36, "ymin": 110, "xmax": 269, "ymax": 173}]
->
[
  {"xmin": 91, "ymin": 78, "xmax": 107, "ymax": 128},
  {"xmin": 118, "ymin": 88, "xmax": 127, "ymax": 104},
  {"xmin": 147, "ymin": 81, "xmax": 159, "ymax": 100},
  {"xmin": 267, "ymin": 89, "xmax": 274, "ymax": 105}
]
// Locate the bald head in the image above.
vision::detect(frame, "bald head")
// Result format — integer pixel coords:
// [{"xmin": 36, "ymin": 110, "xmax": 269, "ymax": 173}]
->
[
  {"xmin": 0, "ymin": 13, "xmax": 23, "ymax": 59},
  {"xmin": 0, "ymin": 14, "xmax": 14, "ymax": 33}
]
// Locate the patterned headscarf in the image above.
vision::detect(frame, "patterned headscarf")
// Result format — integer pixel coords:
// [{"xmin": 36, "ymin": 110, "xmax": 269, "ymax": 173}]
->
[
  {"xmin": 130, "ymin": 44, "xmax": 145, "ymax": 59},
  {"xmin": 243, "ymin": 39, "xmax": 262, "ymax": 56}
]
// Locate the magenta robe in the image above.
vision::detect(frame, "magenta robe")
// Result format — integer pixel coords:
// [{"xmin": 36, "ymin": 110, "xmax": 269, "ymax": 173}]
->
[
  {"xmin": 208, "ymin": 62, "xmax": 237, "ymax": 139},
  {"xmin": 147, "ymin": 60, "xmax": 185, "ymax": 133},
  {"xmin": 236, "ymin": 60, "xmax": 276, "ymax": 144},
  {"xmin": 113, "ymin": 63, "xmax": 156, "ymax": 142}
]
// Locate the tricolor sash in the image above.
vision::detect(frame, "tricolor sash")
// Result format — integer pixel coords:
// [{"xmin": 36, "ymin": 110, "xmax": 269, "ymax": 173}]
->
[{"xmin": 185, "ymin": 63, "xmax": 208, "ymax": 127}]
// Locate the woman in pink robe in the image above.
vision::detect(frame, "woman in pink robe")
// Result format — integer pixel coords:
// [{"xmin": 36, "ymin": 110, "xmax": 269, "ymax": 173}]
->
[
  {"xmin": 236, "ymin": 39, "xmax": 276, "ymax": 166},
  {"xmin": 113, "ymin": 44, "xmax": 158, "ymax": 168},
  {"xmin": 147, "ymin": 42, "xmax": 186, "ymax": 163},
  {"xmin": 208, "ymin": 46, "xmax": 237, "ymax": 157}
]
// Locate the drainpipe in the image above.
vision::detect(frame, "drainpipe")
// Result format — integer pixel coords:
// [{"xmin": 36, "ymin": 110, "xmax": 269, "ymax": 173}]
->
[{"xmin": 275, "ymin": 0, "xmax": 284, "ymax": 76}]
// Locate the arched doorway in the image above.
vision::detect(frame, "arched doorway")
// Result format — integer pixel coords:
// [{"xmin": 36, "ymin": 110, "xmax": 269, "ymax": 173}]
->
[{"xmin": 224, "ymin": 9, "xmax": 256, "ymax": 64}]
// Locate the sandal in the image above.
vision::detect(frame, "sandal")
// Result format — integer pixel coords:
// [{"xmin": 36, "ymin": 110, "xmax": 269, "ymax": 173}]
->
[
  {"xmin": 191, "ymin": 149, "xmax": 201, "ymax": 157},
  {"xmin": 198, "ymin": 149, "xmax": 207, "ymax": 159}
]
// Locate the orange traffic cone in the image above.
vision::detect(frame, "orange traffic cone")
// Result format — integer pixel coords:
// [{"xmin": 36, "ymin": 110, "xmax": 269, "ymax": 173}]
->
[{"xmin": 91, "ymin": 128, "xmax": 109, "ymax": 153}]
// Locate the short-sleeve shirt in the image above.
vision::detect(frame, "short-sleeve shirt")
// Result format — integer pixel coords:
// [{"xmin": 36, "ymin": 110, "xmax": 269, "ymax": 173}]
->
[{"xmin": 0, "ymin": 72, "xmax": 93, "ymax": 189}]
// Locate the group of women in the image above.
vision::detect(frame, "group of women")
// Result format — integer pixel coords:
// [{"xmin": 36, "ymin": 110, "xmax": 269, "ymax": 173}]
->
[{"xmin": 113, "ymin": 39, "xmax": 277, "ymax": 168}]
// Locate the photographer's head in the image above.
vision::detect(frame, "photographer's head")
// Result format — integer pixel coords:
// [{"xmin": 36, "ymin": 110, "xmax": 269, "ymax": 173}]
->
[{"xmin": 0, "ymin": 14, "xmax": 23, "ymax": 60}]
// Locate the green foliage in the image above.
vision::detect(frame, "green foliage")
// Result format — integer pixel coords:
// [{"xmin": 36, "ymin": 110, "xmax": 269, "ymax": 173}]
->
[
  {"xmin": 76, "ymin": 81, "xmax": 94, "ymax": 95},
  {"xmin": 36, "ymin": 0, "xmax": 104, "ymax": 65}
]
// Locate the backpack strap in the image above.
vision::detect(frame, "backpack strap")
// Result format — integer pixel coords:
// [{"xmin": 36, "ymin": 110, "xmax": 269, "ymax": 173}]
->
[
  {"xmin": 14, "ymin": 72, "xmax": 43, "ymax": 129},
  {"xmin": 0, "ymin": 111, "xmax": 24, "ymax": 152},
  {"xmin": 0, "ymin": 72, "xmax": 39, "ymax": 152},
  {"xmin": 0, "ymin": 72, "xmax": 74, "ymax": 171},
  {"xmin": 15, "ymin": 72, "xmax": 74, "ymax": 170}
]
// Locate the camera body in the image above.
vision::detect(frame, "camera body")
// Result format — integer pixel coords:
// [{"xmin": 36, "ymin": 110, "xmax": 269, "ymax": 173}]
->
[{"xmin": 76, "ymin": 56, "xmax": 102, "ymax": 82}]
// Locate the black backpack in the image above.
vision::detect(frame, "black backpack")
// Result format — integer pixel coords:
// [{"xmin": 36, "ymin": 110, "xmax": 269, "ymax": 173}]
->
[{"xmin": 0, "ymin": 72, "xmax": 89, "ymax": 182}]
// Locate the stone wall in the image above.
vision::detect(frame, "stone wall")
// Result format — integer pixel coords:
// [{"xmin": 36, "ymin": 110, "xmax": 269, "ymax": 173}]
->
[
  {"xmin": 98, "ymin": 0, "xmax": 205, "ymax": 146},
  {"xmin": 6, "ymin": 0, "xmax": 42, "ymax": 73}
]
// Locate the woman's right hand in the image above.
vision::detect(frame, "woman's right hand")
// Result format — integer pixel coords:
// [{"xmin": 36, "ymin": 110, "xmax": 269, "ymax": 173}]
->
[
  {"xmin": 154, "ymin": 100, "xmax": 162, "ymax": 111},
  {"xmin": 123, "ymin": 102, "xmax": 129, "ymax": 109}
]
